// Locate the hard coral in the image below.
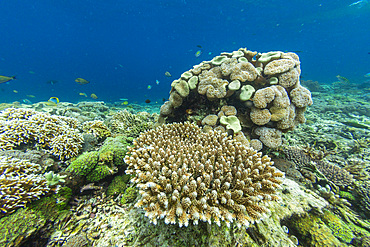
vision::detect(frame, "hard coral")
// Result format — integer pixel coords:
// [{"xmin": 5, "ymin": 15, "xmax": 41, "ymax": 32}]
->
[
  {"xmin": 0, "ymin": 108, "xmax": 83, "ymax": 160},
  {"xmin": 0, "ymin": 156, "xmax": 51, "ymax": 215},
  {"xmin": 125, "ymin": 122, "xmax": 283, "ymax": 228},
  {"xmin": 158, "ymin": 48, "xmax": 312, "ymax": 149}
]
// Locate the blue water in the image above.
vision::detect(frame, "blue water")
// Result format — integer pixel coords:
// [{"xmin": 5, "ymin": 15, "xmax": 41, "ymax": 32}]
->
[{"xmin": 0, "ymin": 0, "xmax": 369, "ymax": 104}]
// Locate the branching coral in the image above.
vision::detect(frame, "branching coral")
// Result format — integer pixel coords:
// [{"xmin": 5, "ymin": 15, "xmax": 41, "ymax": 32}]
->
[
  {"xmin": 125, "ymin": 122, "xmax": 284, "ymax": 228},
  {"xmin": 0, "ymin": 156, "xmax": 51, "ymax": 215},
  {"xmin": 109, "ymin": 109, "xmax": 158, "ymax": 138},
  {"xmin": 0, "ymin": 108, "xmax": 83, "ymax": 160}
]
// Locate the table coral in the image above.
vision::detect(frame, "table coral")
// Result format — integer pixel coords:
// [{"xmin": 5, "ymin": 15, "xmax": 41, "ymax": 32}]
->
[
  {"xmin": 125, "ymin": 122, "xmax": 284, "ymax": 228},
  {"xmin": 0, "ymin": 108, "xmax": 83, "ymax": 160},
  {"xmin": 157, "ymin": 48, "xmax": 312, "ymax": 149},
  {"xmin": 0, "ymin": 156, "xmax": 51, "ymax": 215}
]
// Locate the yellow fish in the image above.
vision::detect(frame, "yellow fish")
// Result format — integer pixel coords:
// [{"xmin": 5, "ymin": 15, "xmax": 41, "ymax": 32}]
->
[
  {"xmin": 147, "ymin": 85, "xmax": 152, "ymax": 90},
  {"xmin": 195, "ymin": 50, "xmax": 202, "ymax": 57},
  {"xmin": 0, "ymin": 75, "xmax": 16, "ymax": 84},
  {"xmin": 165, "ymin": 71, "xmax": 172, "ymax": 77},
  {"xmin": 90, "ymin": 93, "xmax": 98, "ymax": 99},
  {"xmin": 13, "ymin": 90, "xmax": 18, "ymax": 93},
  {"xmin": 48, "ymin": 97, "xmax": 59, "ymax": 104},
  {"xmin": 75, "ymin": 78, "xmax": 90, "ymax": 85},
  {"xmin": 79, "ymin": 92, "xmax": 87, "ymax": 97},
  {"xmin": 122, "ymin": 101, "xmax": 129, "ymax": 105}
]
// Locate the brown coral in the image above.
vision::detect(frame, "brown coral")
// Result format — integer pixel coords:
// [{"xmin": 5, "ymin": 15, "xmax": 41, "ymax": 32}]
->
[
  {"xmin": 255, "ymin": 127, "xmax": 283, "ymax": 149},
  {"xmin": 125, "ymin": 122, "xmax": 283, "ymax": 228},
  {"xmin": 290, "ymin": 85, "xmax": 313, "ymax": 108},
  {"xmin": 250, "ymin": 107, "xmax": 271, "ymax": 126},
  {"xmin": 264, "ymin": 59, "xmax": 297, "ymax": 75}
]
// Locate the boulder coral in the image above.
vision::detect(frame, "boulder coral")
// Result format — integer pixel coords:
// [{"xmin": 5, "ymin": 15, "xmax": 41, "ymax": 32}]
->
[
  {"xmin": 158, "ymin": 48, "xmax": 312, "ymax": 149},
  {"xmin": 158, "ymin": 48, "xmax": 313, "ymax": 148}
]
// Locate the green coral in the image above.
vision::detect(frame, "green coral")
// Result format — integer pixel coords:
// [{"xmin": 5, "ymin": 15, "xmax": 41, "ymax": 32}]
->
[
  {"xmin": 321, "ymin": 209, "xmax": 355, "ymax": 244},
  {"xmin": 107, "ymin": 175, "xmax": 130, "ymax": 196},
  {"xmin": 86, "ymin": 164, "xmax": 113, "ymax": 182},
  {"xmin": 120, "ymin": 187, "xmax": 138, "ymax": 204},
  {"xmin": 44, "ymin": 171, "xmax": 66, "ymax": 186},
  {"xmin": 67, "ymin": 151, "xmax": 99, "ymax": 176},
  {"xmin": 66, "ymin": 136, "xmax": 129, "ymax": 182},
  {"xmin": 0, "ymin": 208, "xmax": 46, "ymax": 247},
  {"xmin": 289, "ymin": 213, "xmax": 344, "ymax": 246}
]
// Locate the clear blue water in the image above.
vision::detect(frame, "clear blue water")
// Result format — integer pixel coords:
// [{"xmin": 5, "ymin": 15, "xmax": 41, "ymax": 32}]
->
[{"xmin": 0, "ymin": 0, "xmax": 369, "ymax": 104}]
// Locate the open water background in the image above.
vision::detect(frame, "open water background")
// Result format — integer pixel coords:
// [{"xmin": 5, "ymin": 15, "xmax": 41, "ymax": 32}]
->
[{"xmin": 0, "ymin": 0, "xmax": 369, "ymax": 104}]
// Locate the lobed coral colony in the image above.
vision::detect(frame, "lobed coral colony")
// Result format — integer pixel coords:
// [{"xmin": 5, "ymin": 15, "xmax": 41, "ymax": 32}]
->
[
  {"xmin": 125, "ymin": 122, "xmax": 284, "ymax": 227},
  {"xmin": 158, "ymin": 48, "xmax": 313, "ymax": 149},
  {"xmin": 0, "ymin": 108, "xmax": 83, "ymax": 160}
]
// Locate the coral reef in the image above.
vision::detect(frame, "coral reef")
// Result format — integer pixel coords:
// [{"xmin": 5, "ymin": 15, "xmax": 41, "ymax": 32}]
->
[
  {"xmin": 158, "ymin": 48, "xmax": 312, "ymax": 149},
  {"xmin": 67, "ymin": 136, "xmax": 129, "ymax": 182},
  {"xmin": 82, "ymin": 120, "xmax": 111, "ymax": 141},
  {"xmin": 125, "ymin": 122, "xmax": 284, "ymax": 227},
  {"xmin": 0, "ymin": 156, "xmax": 51, "ymax": 215},
  {"xmin": 109, "ymin": 109, "xmax": 158, "ymax": 138},
  {"xmin": 280, "ymin": 146, "xmax": 354, "ymax": 189},
  {"xmin": 0, "ymin": 108, "xmax": 83, "ymax": 160}
]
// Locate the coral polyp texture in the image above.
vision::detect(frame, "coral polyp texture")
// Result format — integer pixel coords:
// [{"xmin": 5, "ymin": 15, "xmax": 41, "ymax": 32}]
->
[
  {"xmin": 0, "ymin": 108, "xmax": 83, "ymax": 160},
  {"xmin": 0, "ymin": 156, "xmax": 50, "ymax": 215},
  {"xmin": 159, "ymin": 48, "xmax": 313, "ymax": 149},
  {"xmin": 125, "ymin": 122, "xmax": 284, "ymax": 228}
]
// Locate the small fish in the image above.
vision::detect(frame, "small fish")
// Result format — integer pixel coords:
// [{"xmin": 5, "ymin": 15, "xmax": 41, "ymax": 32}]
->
[
  {"xmin": 122, "ymin": 101, "xmax": 129, "ymax": 105},
  {"xmin": 364, "ymin": 73, "xmax": 370, "ymax": 78},
  {"xmin": 26, "ymin": 95, "xmax": 35, "ymax": 98},
  {"xmin": 197, "ymin": 45, "xmax": 202, "ymax": 48},
  {"xmin": 90, "ymin": 93, "xmax": 98, "ymax": 99},
  {"xmin": 28, "ymin": 71, "xmax": 36, "ymax": 74},
  {"xmin": 22, "ymin": 99, "xmax": 32, "ymax": 104},
  {"xmin": 79, "ymin": 92, "xmax": 87, "ymax": 97},
  {"xmin": 145, "ymin": 99, "xmax": 151, "ymax": 103},
  {"xmin": 119, "ymin": 98, "xmax": 128, "ymax": 101},
  {"xmin": 0, "ymin": 75, "xmax": 16, "ymax": 84},
  {"xmin": 336, "ymin": 75, "xmax": 350, "ymax": 83},
  {"xmin": 156, "ymin": 80, "xmax": 160, "ymax": 85},
  {"xmin": 48, "ymin": 97, "xmax": 59, "ymax": 104},
  {"xmin": 13, "ymin": 90, "xmax": 18, "ymax": 93},
  {"xmin": 195, "ymin": 50, "xmax": 202, "ymax": 57},
  {"xmin": 75, "ymin": 78, "xmax": 90, "ymax": 85},
  {"xmin": 46, "ymin": 80, "xmax": 58, "ymax": 85},
  {"xmin": 118, "ymin": 64, "xmax": 124, "ymax": 68},
  {"xmin": 349, "ymin": 0, "xmax": 368, "ymax": 8},
  {"xmin": 165, "ymin": 71, "xmax": 172, "ymax": 77},
  {"xmin": 147, "ymin": 85, "xmax": 152, "ymax": 90}
]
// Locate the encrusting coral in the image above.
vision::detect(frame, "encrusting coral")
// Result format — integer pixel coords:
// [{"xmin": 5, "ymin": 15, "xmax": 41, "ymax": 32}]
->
[
  {"xmin": 125, "ymin": 122, "xmax": 284, "ymax": 228},
  {"xmin": 0, "ymin": 108, "xmax": 83, "ymax": 160},
  {"xmin": 158, "ymin": 48, "xmax": 313, "ymax": 149},
  {"xmin": 0, "ymin": 156, "xmax": 51, "ymax": 215}
]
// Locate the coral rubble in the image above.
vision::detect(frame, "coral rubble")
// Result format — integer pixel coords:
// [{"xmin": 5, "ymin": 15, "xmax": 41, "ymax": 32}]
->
[{"xmin": 125, "ymin": 122, "xmax": 284, "ymax": 227}]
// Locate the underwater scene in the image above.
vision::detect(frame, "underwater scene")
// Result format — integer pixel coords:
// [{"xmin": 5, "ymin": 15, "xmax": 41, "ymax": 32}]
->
[{"xmin": 0, "ymin": 0, "xmax": 369, "ymax": 246}]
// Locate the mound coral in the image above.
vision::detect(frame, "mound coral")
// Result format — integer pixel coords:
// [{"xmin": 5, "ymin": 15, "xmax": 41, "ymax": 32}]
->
[
  {"xmin": 158, "ymin": 48, "xmax": 312, "ymax": 149},
  {"xmin": 0, "ymin": 108, "xmax": 83, "ymax": 160},
  {"xmin": 0, "ymin": 156, "xmax": 51, "ymax": 215},
  {"xmin": 125, "ymin": 122, "xmax": 284, "ymax": 227},
  {"xmin": 67, "ymin": 136, "xmax": 129, "ymax": 182}
]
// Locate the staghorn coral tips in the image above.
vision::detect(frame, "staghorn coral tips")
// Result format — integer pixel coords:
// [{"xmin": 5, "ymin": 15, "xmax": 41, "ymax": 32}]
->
[{"xmin": 125, "ymin": 122, "xmax": 284, "ymax": 228}]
